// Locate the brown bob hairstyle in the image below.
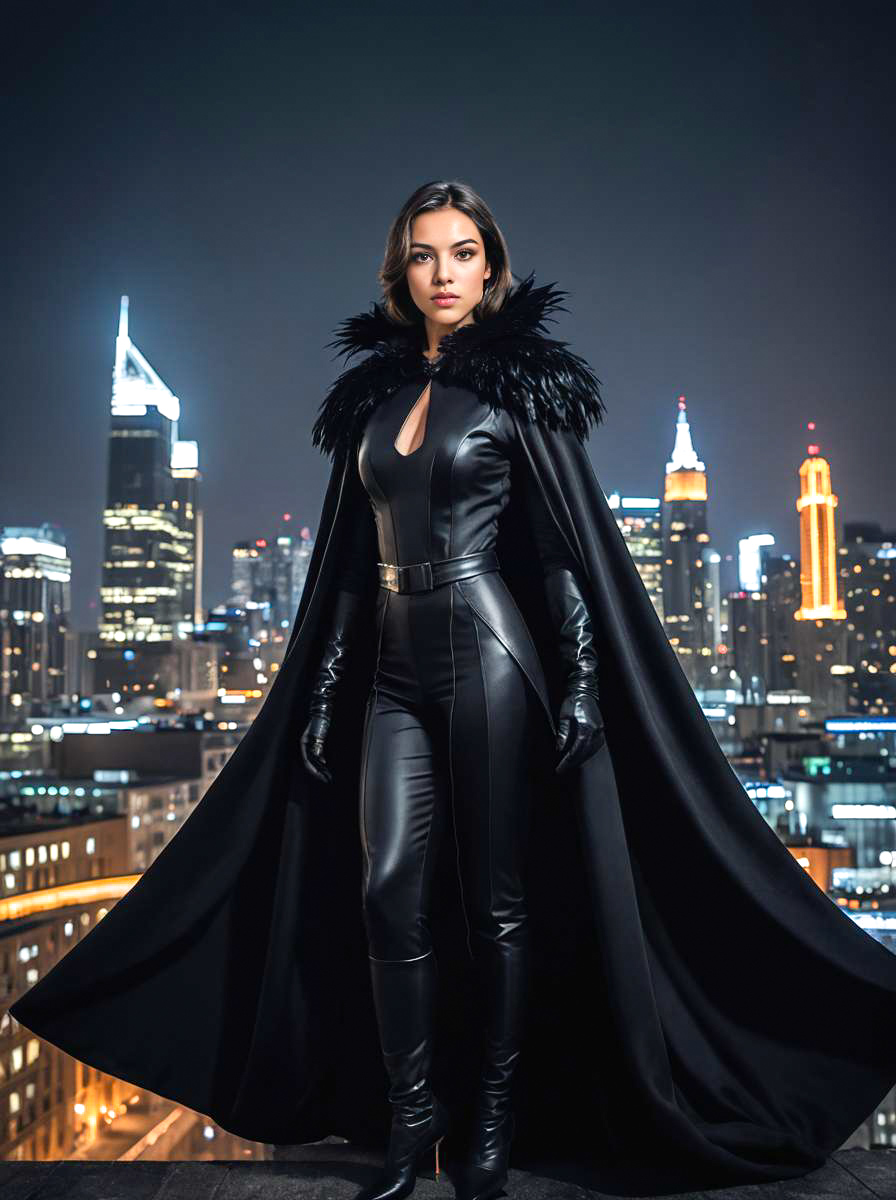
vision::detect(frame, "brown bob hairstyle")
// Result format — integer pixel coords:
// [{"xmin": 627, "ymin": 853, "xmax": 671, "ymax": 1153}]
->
[{"xmin": 378, "ymin": 180, "xmax": 514, "ymax": 327}]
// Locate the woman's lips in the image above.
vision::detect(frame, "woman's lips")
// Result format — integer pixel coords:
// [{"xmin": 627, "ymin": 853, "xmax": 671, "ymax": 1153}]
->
[{"xmin": 433, "ymin": 296, "xmax": 458, "ymax": 307}]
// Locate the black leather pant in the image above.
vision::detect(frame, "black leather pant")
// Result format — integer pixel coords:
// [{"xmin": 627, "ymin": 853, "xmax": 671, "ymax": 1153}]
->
[{"xmin": 359, "ymin": 575, "xmax": 537, "ymax": 1101}]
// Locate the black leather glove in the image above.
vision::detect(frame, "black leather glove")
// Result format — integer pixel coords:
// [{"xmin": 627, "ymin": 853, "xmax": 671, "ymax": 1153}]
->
[
  {"xmin": 300, "ymin": 589, "xmax": 366, "ymax": 784},
  {"xmin": 543, "ymin": 567, "xmax": 606, "ymax": 773}
]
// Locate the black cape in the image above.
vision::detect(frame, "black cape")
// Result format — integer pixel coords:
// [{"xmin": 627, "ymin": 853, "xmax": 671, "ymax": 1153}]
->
[{"xmin": 10, "ymin": 275, "xmax": 896, "ymax": 1194}]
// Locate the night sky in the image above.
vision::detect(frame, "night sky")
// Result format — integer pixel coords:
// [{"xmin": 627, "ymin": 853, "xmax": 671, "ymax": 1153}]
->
[{"xmin": 3, "ymin": 1, "xmax": 893, "ymax": 628}]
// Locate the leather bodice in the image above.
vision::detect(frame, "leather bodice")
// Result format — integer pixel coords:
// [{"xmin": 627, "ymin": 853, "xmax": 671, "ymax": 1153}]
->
[
  {"xmin": 332, "ymin": 369, "xmax": 577, "ymax": 737},
  {"xmin": 358, "ymin": 376, "xmax": 517, "ymax": 567}
]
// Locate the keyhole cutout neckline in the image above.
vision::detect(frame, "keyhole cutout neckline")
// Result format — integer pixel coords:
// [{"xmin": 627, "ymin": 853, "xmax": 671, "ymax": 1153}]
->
[{"xmin": 393, "ymin": 379, "xmax": 433, "ymax": 458}]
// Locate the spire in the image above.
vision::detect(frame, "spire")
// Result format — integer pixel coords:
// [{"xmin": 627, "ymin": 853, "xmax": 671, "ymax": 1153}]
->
[
  {"xmin": 115, "ymin": 294, "xmax": 129, "ymax": 378},
  {"xmin": 663, "ymin": 395, "xmax": 707, "ymax": 503},
  {"xmin": 111, "ymin": 296, "xmax": 180, "ymax": 425},
  {"xmin": 666, "ymin": 395, "xmax": 705, "ymax": 475}
]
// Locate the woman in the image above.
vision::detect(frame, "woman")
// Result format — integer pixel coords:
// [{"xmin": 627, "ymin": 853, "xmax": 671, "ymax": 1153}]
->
[
  {"xmin": 9, "ymin": 180, "xmax": 896, "ymax": 1198},
  {"xmin": 297, "ymin": 183, "xmax": 607, "ymax": 1200}
]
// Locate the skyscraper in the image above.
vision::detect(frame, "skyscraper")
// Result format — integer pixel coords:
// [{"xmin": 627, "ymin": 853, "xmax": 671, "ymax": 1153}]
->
[
  {"xmin": 0, "ymin": 524, "xmax": 71, "ymax": 717},
  {"xmin": 662, "ymin": 396, "xmax": 712, "ymax": 683},
  {"xmin": 607, "ymin": 493, "xmax": 664, "ymax": 619},
  {"xmin": 170, "ymin": 439, "xmax": 203, "ymax": 630},
  {"xmin": 792, "ymin": 427, "xmax": 848, "ymax": 710},
  {"xmin": 100, "ymin": 297, "xmax": 201, "ymax": 643},
  {"xmin": 840, "ymin": 521, "xmax": 896, "ymax": 715},
  {"xmin": 229, "ymin": 522, "xmax": 315, "ymax": 648},
  {"xmin": 795, "ymin": 428, "xmax": 846, "ymax": 621},
  {"xmin": 761, "ymin": 551, "xmax": 801, "ymax": 694}
]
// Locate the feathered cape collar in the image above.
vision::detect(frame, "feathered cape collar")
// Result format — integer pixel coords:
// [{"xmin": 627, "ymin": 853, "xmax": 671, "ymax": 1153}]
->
[{"xmin": 311, "ymin": 270, "xmax": 605, "ymax": 461}]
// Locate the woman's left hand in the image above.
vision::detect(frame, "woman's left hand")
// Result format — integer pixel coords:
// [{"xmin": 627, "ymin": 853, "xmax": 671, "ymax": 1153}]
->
[{"xmin": 555, "ymin": 692, "xmax": 606, "ymax": 773}]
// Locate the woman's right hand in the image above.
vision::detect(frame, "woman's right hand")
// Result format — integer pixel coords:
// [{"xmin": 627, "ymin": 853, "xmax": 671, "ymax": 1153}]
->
[
  {"xmin": 298, "ymin": 589, "xmax": 367, "ymax": 787},
  {"xmin": 300, "ymin": 708, "xmax": 333, "ymax": 784}
]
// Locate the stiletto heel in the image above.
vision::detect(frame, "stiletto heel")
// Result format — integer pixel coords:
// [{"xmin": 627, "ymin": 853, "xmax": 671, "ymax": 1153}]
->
[{"xmin": 354, "ymin": 1095, "xmax": 451, "ymax": 1199}]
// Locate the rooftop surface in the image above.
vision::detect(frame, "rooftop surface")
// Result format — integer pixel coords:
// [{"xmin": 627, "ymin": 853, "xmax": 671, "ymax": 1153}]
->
[{"xmin": 0, "ymin": 1145, "xmax": 891, "ymax": 1198}]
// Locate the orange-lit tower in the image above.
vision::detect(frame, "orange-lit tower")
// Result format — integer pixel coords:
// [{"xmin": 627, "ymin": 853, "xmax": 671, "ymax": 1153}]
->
[
  {"xmin": 661, "ymin": 395, "xmax": 712, "ymax": 684},
  {"xmin": 795, "ymin": 423, "xmax": 846, "ymax": 620},
  {"xmin": 664, "ymin": 395, "xmax": 707, "ymax": 503}
]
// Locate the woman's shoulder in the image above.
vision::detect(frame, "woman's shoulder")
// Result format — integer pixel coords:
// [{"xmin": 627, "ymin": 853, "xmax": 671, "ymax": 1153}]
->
[
  {"xmin": 311, "ymin": 273, "xmax": 607, "ymax": 461},
  {"xmin": 442, "ymin": 325, "xmax": 606, "ymax": 445}
]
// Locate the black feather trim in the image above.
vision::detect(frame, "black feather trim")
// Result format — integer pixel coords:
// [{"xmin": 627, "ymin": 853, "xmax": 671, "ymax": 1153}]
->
[{"xmin": 311, "ymin": 271, "xmax": 606, "ymax": 460}]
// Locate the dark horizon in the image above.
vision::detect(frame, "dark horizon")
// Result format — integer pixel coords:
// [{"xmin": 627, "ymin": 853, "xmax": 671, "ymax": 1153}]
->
[{"xmin": 2, "ymin": 1, "xmax": 893, "ymax": 628}]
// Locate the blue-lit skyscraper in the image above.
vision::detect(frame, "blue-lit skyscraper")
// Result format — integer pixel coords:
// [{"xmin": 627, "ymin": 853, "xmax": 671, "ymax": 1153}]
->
[{"xmin": 100, "ymin": 297, "xmax": 200, "ymax": 643}]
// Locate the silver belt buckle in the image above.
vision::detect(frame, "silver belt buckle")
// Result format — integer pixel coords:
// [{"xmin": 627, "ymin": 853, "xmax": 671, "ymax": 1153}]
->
[
  {"xmin": 378, "ymin": 561, "xmax": 399, "ymax": 592},
  {"xmin": 378, "ymin": 560, "xmax": 434, "ymax": 593}
]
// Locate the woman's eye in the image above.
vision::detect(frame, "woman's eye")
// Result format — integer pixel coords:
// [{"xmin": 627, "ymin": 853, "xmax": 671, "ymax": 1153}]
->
[{"xmin": 410, "ymin": 249, "xmax": 477, "ymax": 263}]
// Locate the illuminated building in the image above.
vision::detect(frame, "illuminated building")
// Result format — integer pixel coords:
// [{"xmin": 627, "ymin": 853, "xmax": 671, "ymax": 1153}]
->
[
  {"xmin": 606, "ymin": 493, "xmax": 664, "ymax": 619},
  {"xmin": 661, "ymin": 396, "xmax": 714, "ymax": 684},
  {"xmin": 0, "ymin": 739, "xmax": 254, "ymax": 1160},
  {"xmin": 739, "ymin": 534, "xmax": 775, "ymax": 593},
  {"xmin": 230, "ymin": 520, "xmax": 315, "ymax": 645},
  {"xmin": 170, "ymin": 439, "xmax": 203, "ymax": 631},
  {"xmin": 231, "ymin": 540, "xmax": 265, "ymax": 611},
  {"xmin": 728, "ymin": 590, "xmax": 769, "ymax": 704},
  {"xmin": 275, "ymin": 519, "xmax": 315, "ymax": 628},
  {"xmin": 794, "ymin": 430, "xmax": 846, "ymax": 621},
  {"xmin": 99, "ymin": 296, "xmax": 201, "ymax": 644},
  {"xmin": 703, "ymin": 549, "xmax": 725, "ymax": 664},
  {"xmin": 840, "ymin": 521, "xmax": 896, "ymax": 715},
  {"xmin": 791, "ymin": 427, "xmax": 849, "ymax": 710},
  {"xmin": 761, "ymin": 553, "xmax": 801, "ymax": 693},
  {"xmin": 0, "ymin": 810, "xmax": 130, "ymax": 1158},
  {"xmin": 0, "ymin": 525, "xmax": 72, "ymax": 718}
]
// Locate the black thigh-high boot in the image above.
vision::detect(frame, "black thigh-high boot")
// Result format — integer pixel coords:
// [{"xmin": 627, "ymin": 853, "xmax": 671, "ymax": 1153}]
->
[
  {"xmin": 353, "ymin": 949, "xmax": 451, "ymax": 1200},
  {"xmin": 455, "ymin": 929, "xmax": 530, "ymax": 1200}
]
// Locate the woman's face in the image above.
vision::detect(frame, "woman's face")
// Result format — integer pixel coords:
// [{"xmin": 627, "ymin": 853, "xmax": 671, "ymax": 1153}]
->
[{"xmin": 405, "ymin": 206, "xmax": 492, "ymax": 331}]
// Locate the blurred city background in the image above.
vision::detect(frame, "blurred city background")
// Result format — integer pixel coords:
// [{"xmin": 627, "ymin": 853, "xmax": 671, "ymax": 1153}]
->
[{"xmin": 1, "ymin": 0, "xmax": 893, "ymax": 1168}]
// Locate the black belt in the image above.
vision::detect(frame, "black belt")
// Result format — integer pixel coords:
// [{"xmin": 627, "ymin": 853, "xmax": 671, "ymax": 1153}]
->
[{"xmin": 377, "ymin": 549, "xmax": 499, "ymax": 594}]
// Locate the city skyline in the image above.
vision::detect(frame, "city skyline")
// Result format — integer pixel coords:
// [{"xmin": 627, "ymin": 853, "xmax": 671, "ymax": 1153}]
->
[
  {"xmin": 2, "ymin": 4, "xmax": 892, "ymax": 628},
  {"xmin": 3, "ymin": 2, "xmax": 896, "ymax": 1169},
  {"xmin": 7, "ymin": 289, "xmax": 894, "ymax": 633}
]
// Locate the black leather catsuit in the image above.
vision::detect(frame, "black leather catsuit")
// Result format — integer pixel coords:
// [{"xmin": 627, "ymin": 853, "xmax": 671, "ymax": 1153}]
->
[
  {"xmin": 339, "ymin": 369, "xmax": 574, "ymax": 957},
  {"xmin": 330, "ymin": 363, "xmax": 580, "ymax": 1136}
]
